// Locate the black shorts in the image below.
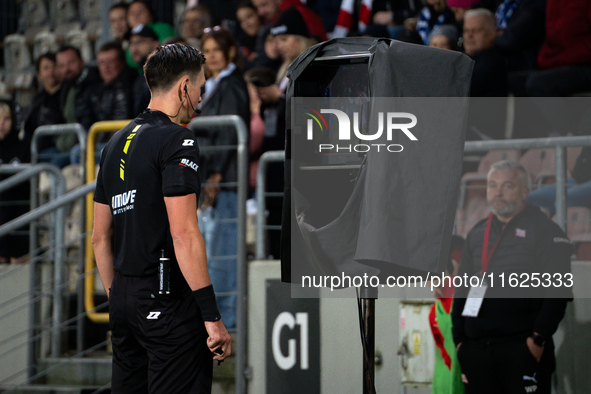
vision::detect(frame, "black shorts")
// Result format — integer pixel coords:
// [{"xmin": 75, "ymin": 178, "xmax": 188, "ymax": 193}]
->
[
  {"xmin": 457, "ymin": 336, "xmax": 555, "ymax": 394},
  {"xmin": 109, "ymin": 272, "xmax": 213, "ymax": 394}
]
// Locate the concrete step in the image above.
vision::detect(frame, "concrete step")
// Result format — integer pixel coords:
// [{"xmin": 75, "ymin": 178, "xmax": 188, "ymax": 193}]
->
[{"xmin": 0, "ymin": 384, "xmax": 109, "ymax": 394}]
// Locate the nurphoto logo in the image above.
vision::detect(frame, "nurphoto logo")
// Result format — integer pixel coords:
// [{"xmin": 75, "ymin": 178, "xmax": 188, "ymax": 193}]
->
[{"xmin": 304, "ymin": 107, "xmax": 418, "ymax": 153}]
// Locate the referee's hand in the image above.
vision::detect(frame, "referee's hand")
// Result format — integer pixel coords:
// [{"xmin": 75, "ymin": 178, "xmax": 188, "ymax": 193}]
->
[{"xmin": 204, "ymin": 320, "xmax": 232, "ymax": 362}]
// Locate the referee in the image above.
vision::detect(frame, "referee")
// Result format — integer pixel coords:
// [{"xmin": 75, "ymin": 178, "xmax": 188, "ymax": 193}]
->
[{"xmin": 92, "ymin": 44, "xmax": 231, "ymax": 393}]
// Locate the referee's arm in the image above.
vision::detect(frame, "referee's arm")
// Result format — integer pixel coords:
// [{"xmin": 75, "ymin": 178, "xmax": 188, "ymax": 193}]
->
[
  {"xmin": 92, "ymin": 202, "xmax": 115, "ymax": 298},
  {"xmin": 165, "ymin": 193, "xmax": 232, "ymax": 361}
]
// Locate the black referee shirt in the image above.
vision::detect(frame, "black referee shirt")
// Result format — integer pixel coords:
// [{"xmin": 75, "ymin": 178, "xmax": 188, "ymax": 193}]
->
[{"xmin": 94, "ymin": 110, "xmax": 201, "ymax": 277}]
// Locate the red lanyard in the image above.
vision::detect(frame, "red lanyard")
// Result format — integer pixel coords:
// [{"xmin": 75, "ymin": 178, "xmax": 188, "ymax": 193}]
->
[{"xmin": 481, "ymin": 213, "xmax": 509, "ymax": 273}]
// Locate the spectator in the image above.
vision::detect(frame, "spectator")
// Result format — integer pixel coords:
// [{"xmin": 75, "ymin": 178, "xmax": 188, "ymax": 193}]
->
[
  {"xmin": 517, "ymin": 0, "xmax": 591, "ymax": 97},
  {"xmin": 127, "ymin": 0, "xmax": 176, "ymax": 43},
  {"xmin": 92, "ymin": 42, "xmax": 135, "ymax": 122},
  {"xmin": 250, "ymin": 7, "xmax": 316, "ymax": 258},
  {"xmin": 252, "ymin": 0, "xmax": 328, "ymax": 41},
  {"xmin": 526, "ymin": 147, "xmax": 591, "ymax": 217},
  {"xmin": 372, "ymin": 0, "xmax": 423, "ymax": 31},
  {"xmin": 428, "ymin": 24, "xmax": 460, "ymax": 50},
  {"xmin": 69, "ymin": 42, "xmax": 136, "ymax": 165},
  {"xmin": 417, "ymin": 0, "xmax": 455, "ymax": 45},
  {"xmin": 397, "ymin": 29, "xmax": 425, "ymax": 45},
  {"xmin": 0, "ymin": 99, "xmax": 30, "ymax": 265},
  {"xmin": 24, "ymin": 53, "xmax": 64, "ymax": 146},
  {"xmin": 359, "ymin": 24, "xmax": 392, "ymax": 38},
  {"xmin": 109, "ymin": 2, "xmax": 130, "ymax": 42},
  {"xmin": 195, "ymin": 28, "xmax": 250, "ymax": 329},
  {"xmin": 463, "ymin": 8, "xmax": 508, "ymax": 97},
  {"xmin": 244, "ymin": 66, "xmax": 276, "ymax": 190},
  {"xmin": 52, "ymin": 46, "xmax": 100, "ymax": 167},
  {"xmin": 180, "ymin": 5, "xmax": 212, "ymax": 48},
  {"xmin": 494, "ymin": 0, "xmax": 546, "ymax": 75},
  {"xmin": 235, "ymin": 0, "xmax": 265, "ymax": 66},
  {"xmin": 447, "ymin": 0, "xmax": 480, "ymax": 37},
  {"xmin": 270, "ymin": 7, "xmax": 317, "ymax": 91},
  {"xmin": 129, "ymin": 24, "xmax": 160, "ymax": 116},
  {"xmin": 452, "ymin": 160, "xmax": 572, "ymax": 393},
  {"xmin": 254, "ymin": 29, "xmax": 283, "ymax": 73}
]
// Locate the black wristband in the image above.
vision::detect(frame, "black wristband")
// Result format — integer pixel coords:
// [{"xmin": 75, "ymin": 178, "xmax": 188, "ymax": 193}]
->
[{"xmin": 192, "ymin": 285, "xmax": 222, "ymax": 322}]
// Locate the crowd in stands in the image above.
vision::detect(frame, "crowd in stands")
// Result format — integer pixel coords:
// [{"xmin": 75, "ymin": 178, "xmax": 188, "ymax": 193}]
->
[
  {"xmin": 1, "ymin": 1, "xmax": 590, "ymax": 315},
  {"xmin": 1, "ymin": 0, "xmax": 589, "ymax": 168}
]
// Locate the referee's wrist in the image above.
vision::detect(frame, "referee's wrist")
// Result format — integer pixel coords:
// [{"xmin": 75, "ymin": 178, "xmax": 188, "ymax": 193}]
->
[{"xmin": 192, "ymin": 285, "xmax": 222, "ymax": 322}]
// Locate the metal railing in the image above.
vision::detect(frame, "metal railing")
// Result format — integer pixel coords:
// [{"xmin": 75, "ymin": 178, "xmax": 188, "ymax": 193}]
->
[
  {"xmin": 253, "ymin": 136, "xmax": 591, "ymax": 258},
  {"xmin": 256, "ymin": 151, "xmax": 285, "ymax": 260},
  {"xmin": 83, "ymin": 120, "xmax": 131, "ymax": 324},
  {"xmin": 0, "ymin": 163, "xmax": 65, "ymax": 361},
  {"xmin": 31, "ymin": 123, "xmax": 88, "ymax": 353},
  {"xmin": 464, "ymin": 136, "xmax": 591, "ymax": 231},
  {"xmin": 188, "ymin": 115, "xmax": 249, "ymax": 394}
]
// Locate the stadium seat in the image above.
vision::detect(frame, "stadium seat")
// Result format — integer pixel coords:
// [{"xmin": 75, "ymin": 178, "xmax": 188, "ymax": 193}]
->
[
  {"xmin": 455, "ymin": 195, "xmax": 489, "ymax": 238},
  {"xmin": 458, "ymin": 149, "xmax": 521, "ymax": 209},
  {"xmin": 567, "ymin": 146, "xmax": 583, "ymax": 175},
  {"xmin": 65, "ymin": 29, "xmax": 94, "ymax": 63},
  {"xmin": 3, "ymin": 34, "xmax": 31, "ymax": 73},
  {"xmin": 22, "ymin": 0, "xmax": 51, "ymax": 41},
  {"xmin": 518, "ymin": 148, "xmax": 556, "ymax": 188},
  {"xmin": 563, "ymin": 207, "xmax": 591, "ymax": 260},
  {"xmin": 3, "ymin": 34, "xmax": 35, "ymax": 91},
  {"xmin": 79, "ymin": 0, "xmax": 101, "ymax": 38},
  {"xmin": 51, "ymin": 0, "xmax": 81, "ymax": 39},
  {"xmin": 33, "ymin": 31, "xmax": 58, "ymax": 61}
]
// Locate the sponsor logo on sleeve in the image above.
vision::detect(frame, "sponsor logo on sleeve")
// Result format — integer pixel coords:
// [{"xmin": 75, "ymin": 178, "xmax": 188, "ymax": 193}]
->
[
  {"xmin": 179, "ymin": 158, "xmax": 199, "ymax": 172},
  {"xmin": 182, "ymin": 139, "xmax": 195, "ymax": 146}
]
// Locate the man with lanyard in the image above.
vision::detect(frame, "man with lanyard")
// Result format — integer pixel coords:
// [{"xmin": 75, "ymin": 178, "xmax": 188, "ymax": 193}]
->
[
  {"xmin": 451, "ymin": 160, "xmax": 573, "ymax": 394},
  {"xmin": 92, "ymin": 44, "xmax": 231, "ymax": 393}
]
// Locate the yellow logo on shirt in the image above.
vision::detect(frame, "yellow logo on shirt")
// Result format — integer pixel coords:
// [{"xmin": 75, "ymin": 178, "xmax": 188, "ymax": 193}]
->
[{"xmin": 120, "ymin": 124, "xmax": 141, "ymax": 180}]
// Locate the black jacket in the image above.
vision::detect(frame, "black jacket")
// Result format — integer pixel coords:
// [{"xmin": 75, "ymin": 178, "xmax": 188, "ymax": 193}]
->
[
  {"xmin": 470, "ymin": 46, "xmax": 509, "ymax": 97},
  {"xmin": 494, "ymin": 0, "xmax": 546, "ymax": 73},
  {"xmin": 24, "ymin": 86, "xmax": 64, "ymax": 144},
  {"xmin": 195, "ymin": 68, "xmax": 250, "ymax": 187},
  {"xmin": 90, "ymin": 67, "xmax": 136, "ymax": 123},
  {"xmin": 452, "ymin": 205, "xmax": 573, "ymax": 344},
  {"xmin": 60, "ymin": 66, "xmax": 102, "ymax": 131}
]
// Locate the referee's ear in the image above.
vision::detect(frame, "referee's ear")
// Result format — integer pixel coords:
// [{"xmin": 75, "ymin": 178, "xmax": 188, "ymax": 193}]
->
[{"xmin": 176, "ymin": 76, "xmax": 191, "ymax": 101}]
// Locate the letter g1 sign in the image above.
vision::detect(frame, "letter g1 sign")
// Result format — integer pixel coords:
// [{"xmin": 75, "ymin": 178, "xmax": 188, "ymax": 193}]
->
[{"xmin": 266, "ymin": 280, "xmax": 319, "ymax": 394}]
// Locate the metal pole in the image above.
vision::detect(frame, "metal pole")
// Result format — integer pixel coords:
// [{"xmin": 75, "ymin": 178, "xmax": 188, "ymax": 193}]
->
[
  {"xmin": 30, "ymin": 123, "xmax": 87, "ymax": 356},
  {"xmin": 189, "ymin": 115, "xmax": 249, "ymax": 394},
  {"xmin": 464, "ymin": 135, "xmax": 591, "ymax": 152},
  {"xmin": 360, "ymin": 287, "xmax": 377, "ymax": 394},
  {"xmin": 256, "ymin": 151, "xmax": 286, "ymax": 260},
  {"xmin": 100, "ymin": 0, "xmax": 113, "ymax": 46},
  {"xmin": 0, "ymin": 181, "xmax": 94, "ymax": 238},
  {"xmin": 0, "ymin": 164, "xmax": 36, "ymax": 379},
  {"xmin": 362, "ymin": 298, "xmax": 375, "ymax": 394},
  {"xmin": 0, "ymin": 163, "xmax": 66, "ymax": 358},
  {"xmin": 555, "ymin": 147, "xmax": 567, "ymax": 231}
]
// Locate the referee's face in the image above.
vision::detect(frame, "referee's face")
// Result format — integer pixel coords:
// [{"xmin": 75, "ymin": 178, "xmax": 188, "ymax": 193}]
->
[{"xmin": 181, "ymin": 69, "xmax": 206, "ymax": 124}]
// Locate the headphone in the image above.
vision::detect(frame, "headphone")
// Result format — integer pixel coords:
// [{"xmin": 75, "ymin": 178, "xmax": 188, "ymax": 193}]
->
[{"xmin": 184, "ymin": 85, "xmax": 201, "ymax": 115}]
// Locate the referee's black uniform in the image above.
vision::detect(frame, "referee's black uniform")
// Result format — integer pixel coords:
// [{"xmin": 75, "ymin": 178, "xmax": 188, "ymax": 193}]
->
[{"xmin": 94, "ymin": 110, "xmax": 212, "ymax": 393}]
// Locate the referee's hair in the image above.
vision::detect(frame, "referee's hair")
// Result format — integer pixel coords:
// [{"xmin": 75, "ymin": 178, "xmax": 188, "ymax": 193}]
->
[{"xmin": 144, "ymin": 44, "xmax": 206, "ymax": 92}]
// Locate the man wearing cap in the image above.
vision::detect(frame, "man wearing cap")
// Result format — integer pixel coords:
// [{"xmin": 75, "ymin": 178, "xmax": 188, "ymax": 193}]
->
[{"xmin": 129, "ymin": 24, "xmax": 160, "ymax": 116}]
